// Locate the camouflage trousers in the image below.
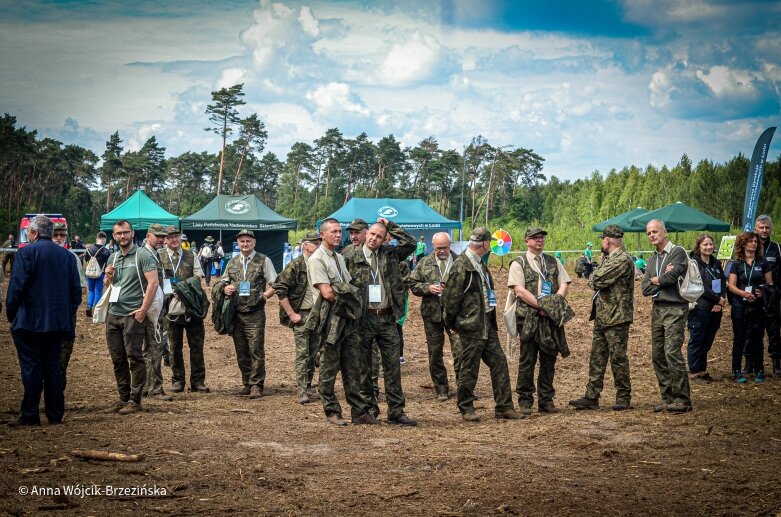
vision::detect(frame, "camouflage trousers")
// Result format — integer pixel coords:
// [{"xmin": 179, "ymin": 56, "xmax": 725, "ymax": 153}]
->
[
  {"xmin": 142, "ymin": 311, "xmax": 167, "ymax": 395},
  {"xmin": 516, "ymin": 333, "xmax": 557, "ymax": 406},
  {"xmin": 361, "ymin": 313, "xmax": 406, "ymax": 420},
  {"xmin": 585, "ymin": 322, "xmax": 632, "ymax": 404},
  {"xmin": 318, "ymin": 322, "xmax": 368, "ymax": 419},
  {"xmin": 232, "ymin": 309, "xmax": 266, "ymax": 389},
  {"xmin": 293, "ymin": 309, "xmax": 318, "ymax": 392},
  {"xmin": 168, "ymin": 315, "xmax": 206, "ymax": 387},
  {"xmin": 422, "ymin": 318, "xmax": 462, "ymax": 395},
  {"xmin": 106, "ymin": 314, "xmax": 147, "ymax": 404},
  {"xmin": 457, "ymin": 320, "xmax": 514, "ymax": 414},
  {"xmin": 651, "ymin": 305, "xmax": 691, "ymax": 405}
]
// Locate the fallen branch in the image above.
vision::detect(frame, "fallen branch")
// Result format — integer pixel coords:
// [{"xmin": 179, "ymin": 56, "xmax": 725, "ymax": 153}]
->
[{"xmin": 71, "ymin": 449, "xmax": 146, "ymax": 462}]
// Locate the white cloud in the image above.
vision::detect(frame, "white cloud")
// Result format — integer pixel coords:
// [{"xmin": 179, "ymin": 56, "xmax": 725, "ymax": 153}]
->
[
  {"xmin": 216, "ymin": 67, "xmax": 247, "ymax": 89},
  {"xmin": 306, "ymin": 82, "xmax": 370, "ymax": 117},
  {"xmin": 298, "ymin": 6, "xmax": 320, "ymax": 37},
  {"xmin": 378, "ymin": 32, "xmax": 446, "ymax": 85},
  {"xmin": 696, "ymin": 65, "xmax": 755, "ymax": 97}
]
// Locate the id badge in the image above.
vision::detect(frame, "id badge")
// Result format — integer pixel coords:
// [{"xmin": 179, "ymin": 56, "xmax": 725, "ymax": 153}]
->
[
  {"xmin": 109, "ymin": 285, "xmax": 121, "ymax": 303},
  {"xmin": 711, "ymin": 279, "xmax": 722, "ymax": 294},
  {"xmin": 540, "ymin": 280, "xmax": 553, "ymax": 297},
  {"xmin": 369, "ymin": 284, "xmax": 382, "ymax": 303},
  {"xmin": 163, "ymin": 278, "xmax": 173, "ymax": 295},
  {"xmin": 170, "ymin": 276, "xmax": 179, "ymax": 285},
  {"xmin": 487, "ymin": 289, "xmax": 497, "ymax": 307},
  {"xmin": 239, "ymin": 281, "xmax": 251, "ymax": 297},
  {"xmin": 745, "ymin": 285, "xmax": 753, "ymax": 296}
]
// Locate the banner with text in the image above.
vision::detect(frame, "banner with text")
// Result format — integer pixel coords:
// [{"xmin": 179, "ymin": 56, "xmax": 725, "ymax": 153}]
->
[{"xmin": 742, "ymin": 127, "xmax": 776, "ymax": 231}]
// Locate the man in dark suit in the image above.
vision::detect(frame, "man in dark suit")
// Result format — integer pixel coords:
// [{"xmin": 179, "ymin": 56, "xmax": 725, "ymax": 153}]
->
[{"xmin": 5, "ymin": 215, "xmax": 81, "ymax": 426}]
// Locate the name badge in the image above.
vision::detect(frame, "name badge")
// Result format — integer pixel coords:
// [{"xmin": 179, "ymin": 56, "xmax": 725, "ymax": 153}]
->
[
  {"xmin": 711, "ymin": 279, "xmax": 722, "ymax": 294},
  {"xmin": 162, "ymin": 278, "xmax": 173, "ymax": 295},
  {"xmin": 746, "ymin": 285, "xmax": 753, "ymax": 295},
  {"xmin": 369, "ymin": 284, "xmax": 382, "ymax": 303},
  {"xmin": 170, "ymin": 276, "xmax": 179, "ymax": 285},
  {"xmin": 540, "ymin": 280, "xmax": 553, "ymax": 297},
  {"xmin": 239, "ymin": 281, "xmax": 251, "ymax": 297},
  {"xmin": 109, "ymin": 285, "xmax": 121, "ymax": 303},
  {"xmin": 487, "ymin": 289, "xmax": 497, "ymax": 307}
]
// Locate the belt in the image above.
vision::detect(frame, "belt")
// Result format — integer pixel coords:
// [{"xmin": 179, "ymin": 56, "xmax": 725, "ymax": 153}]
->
[{"xmin": 367, "ymin": 308, "xmax": 392, "ymax": 316}]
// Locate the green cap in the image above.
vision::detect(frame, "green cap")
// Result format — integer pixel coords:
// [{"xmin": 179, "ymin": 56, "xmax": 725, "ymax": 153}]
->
[
  {"xmin": 148, "ymin": 223, "xmax": 168, "ymax": 236},
  {"xmin": 302, "ymin": 231, "xmax": 322, "ymax": 243},
  {"xmin": 600, "ymin": 225, "xmax": 624, "ymax": 239},
  {"xmin": 164, "ymin": 225, "xmax": 181, "ymax": 236},
  {"xmin": 53, "ymin": 222, "xmax": 67, "ymax": 231},
  {"xmin": 525, "ymin": 226, "xmax": 547, "ymax": 239},
  {"xmin": 586, "ymin": 241, "xmax": 593, "ymax": 247},
  {"xmin": 470, "ymin": 227, "xmax": 491, "ymax": 242},
  {"xmin": 236, "ymin": 229, "xmax": 255, "ymax": 238},
  {"xmin": 348, "ymin": 218, "xmax": 368, "ymax": 231}
]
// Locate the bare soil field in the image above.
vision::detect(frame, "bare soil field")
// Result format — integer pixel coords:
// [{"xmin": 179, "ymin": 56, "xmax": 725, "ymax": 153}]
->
[{"xmin": 1, "ymin": 270, "xmax": 780, "ymax": 516}]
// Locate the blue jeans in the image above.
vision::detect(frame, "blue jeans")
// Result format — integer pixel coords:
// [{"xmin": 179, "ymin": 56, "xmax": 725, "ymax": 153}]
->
[
  {"xmin": 87, "ymin": 274, "xmax": 105, "ymax": 309},
  {"xmin": 687, "ymin": 308, "xmax": 722, "ymax": 373}
]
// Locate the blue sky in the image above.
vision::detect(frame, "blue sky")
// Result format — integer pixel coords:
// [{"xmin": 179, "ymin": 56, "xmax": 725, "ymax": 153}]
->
[{"xmin": 1, "ymin": 0, "xmax": 779, "ymax": 181}]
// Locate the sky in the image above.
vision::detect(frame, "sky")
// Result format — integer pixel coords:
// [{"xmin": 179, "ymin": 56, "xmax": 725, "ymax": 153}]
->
[{"xmin": 1, "ymin": 0, "xmax": 780, "ymax": 181}]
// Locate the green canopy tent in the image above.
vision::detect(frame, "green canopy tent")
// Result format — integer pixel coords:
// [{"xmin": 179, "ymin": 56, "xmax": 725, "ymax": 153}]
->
[
  {"xmin": 629, "ymin": 202, "xmax": 730, "ymax": 232},
  {"xmin": 181, "ymin": 194, "xmax": 296, "ymax": 271},
  {"xmin": 592, "ymin": 207, "xmax": 649, "ymax": 232},
  {"xmin": 100, "ymin": 190, "xmax": 179, "ymax": 232}
]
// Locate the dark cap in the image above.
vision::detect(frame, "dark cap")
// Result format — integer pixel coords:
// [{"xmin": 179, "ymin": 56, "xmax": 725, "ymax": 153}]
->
[
  {"xmin": 236, "ymin": 229, "xmax": 255, "ymax": 238},
  {"xmin": 348, "ymin": 218, "xmax": 369, "ymax": 231},
  {"xmin": 204, "ymin": 235, "xmax": 214, "ymax": 243},
  {"xmin": 164, "ymin": 225, "xmax": 181, "ymax": 236},
  {"xmin": 600, "ymin": 224, "xmax": 624, "ymax": 239},
  {"xmin": 470, "ymin": 227, "xmax": 491, "ymax": 242},
  {"xmin": 53, "ymin": 222, "xmax": 67, "ymax": 231},
  {"xmin": 524, "ymin": 226, "xmax": 548, "ymax": 239},
  {"xmin": 302, "ymin": 231, "xmax": 322, "ymax": 243},
  {"xmin": 148, "ymin": 223, "xmax": 168, "ymax": 236}
]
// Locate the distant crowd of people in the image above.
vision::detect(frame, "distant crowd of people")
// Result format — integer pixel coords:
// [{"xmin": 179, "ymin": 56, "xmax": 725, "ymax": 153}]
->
[{"xmin": 3, "ymin": 212, "xmax": 779, "ymax": 428}]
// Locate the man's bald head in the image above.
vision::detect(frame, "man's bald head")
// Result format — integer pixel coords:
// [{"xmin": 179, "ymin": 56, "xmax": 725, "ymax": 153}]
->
[{"xmin": 432, "ymin": 232, "xmax": 452, "ymax": 260}]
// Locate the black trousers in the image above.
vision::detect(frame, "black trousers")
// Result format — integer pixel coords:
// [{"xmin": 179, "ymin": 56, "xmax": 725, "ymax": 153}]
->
[
  {"xmin": 12, "ymin": 330, "xmax": 65, "ymax": 424},
  {"xmin": 732, "ymin": 304, "xmax": 765, "ymax": 373}
]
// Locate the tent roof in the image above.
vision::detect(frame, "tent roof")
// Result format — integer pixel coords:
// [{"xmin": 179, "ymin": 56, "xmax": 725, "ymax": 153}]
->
[
  {"xmin": 592, "ymin": 207, "xmax": 649, "ymax": 233},
  {"xmin": 100, "ymin": 190, "xmax": 179, "ymax": 231},
  {"xmin": 322, "ymin": 198, "xmax": 461, "ymax": 230},
  {"xmin": 629, "ymin": 202, "xmax": 730, "ymax": 232},
  {"xmin": 181, "ymin": 194, "xmax": 296, "ymax": 231}
]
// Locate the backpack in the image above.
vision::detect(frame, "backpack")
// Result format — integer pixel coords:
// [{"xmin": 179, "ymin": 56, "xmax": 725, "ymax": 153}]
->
[
  {"xmin": 675, "ymin": 246, "xmax": 704, "ymax": 303},
  {"xmin": 85, "ymin": 245, "xmax": 106, "ymax": 279}
]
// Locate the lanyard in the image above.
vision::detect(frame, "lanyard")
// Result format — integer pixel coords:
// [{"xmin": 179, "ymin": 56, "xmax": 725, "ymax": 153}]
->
[
  {"xmin": 743, "ymin": 260, "xmax": 756, "ymax": 285},
  {"xmin": 437, "ymin": 257, "xmax": 450, "ymax": 280},
  {"xmin": 364, "ymin": 249, "xmax": 379, "ymax": 283},
  {"xmin": 168, "ymin": 249, "xmax": 183, "ymax": 276},
  {"xmin": 528, "ymin": 253, "xmax": 549, "ymax": 281},
  {"xmin": 655, "ymin": 250, "xmax": 670, "ymax": 278}
]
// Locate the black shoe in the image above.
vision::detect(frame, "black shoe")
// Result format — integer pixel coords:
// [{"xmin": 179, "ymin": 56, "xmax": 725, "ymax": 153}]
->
[
  {"xmin": 171, "ymin": 382, "xmax": 185, "ymax": 393},
  {"xmin": 190, "ymin": 384, "xmax": 210, "ymax": 393},
  {"xmin": 352, "ymin": 414, "xmax": 381, "ymax": 425},
  {"xmin": 612, "ymin": 401, "xmax": 630, "ymax": 411},
  {"xmin": 569, "ymin": 397, "xmax": 599, "ymax": 410},
  {"xmin": 85, "ymin": 308, "xmax": 93, "ymax": 318},
  {"xmin": 237, "ymin": 385, "xmax": 252, "ymax": 396},
  {"xmin": 7, "ymin": 418, "xmax": 40, "ymax": 428},
  {"xmin": 163, "ymin": 357, "xmax": 171, "ymax": 367},
  {"xmin": 387, "ymin": 415, "xmax": 417, "ymax": 426}
]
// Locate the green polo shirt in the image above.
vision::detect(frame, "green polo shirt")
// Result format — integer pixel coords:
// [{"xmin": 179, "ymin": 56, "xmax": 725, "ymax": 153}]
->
[{"xmin": 107, "ymin": 244, "xmax": 158, "ymax": 317}]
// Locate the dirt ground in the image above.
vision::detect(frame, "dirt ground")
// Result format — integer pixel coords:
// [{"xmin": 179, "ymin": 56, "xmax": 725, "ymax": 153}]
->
[{"xmin": 0, "ymin": 269, "xmax": 780, "ymax": 516}]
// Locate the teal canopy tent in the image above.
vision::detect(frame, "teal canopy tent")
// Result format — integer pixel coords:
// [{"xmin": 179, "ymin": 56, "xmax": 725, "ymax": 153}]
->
[
  {"xmin": 100, "ymin": 190, "xmax": 179, "ymax": 231},
  {"xmin": 630, "ymin": 202, "xmax": 730, "ymax": 232},
  {"xmin": 592, "ymin": 207, "xmax": 649, "ymax": 232}
]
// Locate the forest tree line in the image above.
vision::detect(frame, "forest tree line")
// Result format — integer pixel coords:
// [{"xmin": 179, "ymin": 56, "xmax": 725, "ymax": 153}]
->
[{"xmin": 2, "ymin": 105, "xmax": 780, "ymax": 250}]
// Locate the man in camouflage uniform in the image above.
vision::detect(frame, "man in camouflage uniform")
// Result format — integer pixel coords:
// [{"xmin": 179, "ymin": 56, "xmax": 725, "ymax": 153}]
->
[
  {"xmin": 442, "ymin": 227, "xmax": 524, "ymax": 422},
  {"xmin": 641, "ymin": 220, "xmax": 692, "ymax": 413},
  {"xmin": 160, "ymin": 225, "xmax": 209, "ymax": 395},
  {"xmin": 273, "ymin": 231, "xmax": 322, "ymax": 404},
  {"xmin": 343, "ymin": 218, "xmax": 418, "ymax": 426},
  {"xmin": 52, "ymin": 222, "xmax": 87, "ymax": 390},
  {"xmin": 137, "ymin": 224, "xmax": 173, "ymax": 401},
  {"xmin": 407, "ymin": 231, "xmax": 462, "ymax": 401},
  {"xmin": 308, "ymin": 218, "xmax": 371, "ymax": 426},
  {"xmin": 508, "ymin": 226, "xmax": 572, "ymax": 415},
  {"xmin": 2, "ymin": 233, "xmax": 16, "ymax": 276},
  {"xmin": 340, "ymin": 218, "xmax": 368, "ymax": 255},
  {"xmin": 218, "ymin": 229, "xmax": 277, "ymax": 399},
  {"xmin": 569, "ymin": 225, "xmax": 634, "ymax": 411}
]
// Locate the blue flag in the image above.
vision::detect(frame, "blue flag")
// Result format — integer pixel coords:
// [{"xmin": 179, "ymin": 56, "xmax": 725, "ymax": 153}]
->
[{"xmin": 742, "ymin": 127, "xmax": 776, "ymax": 231}]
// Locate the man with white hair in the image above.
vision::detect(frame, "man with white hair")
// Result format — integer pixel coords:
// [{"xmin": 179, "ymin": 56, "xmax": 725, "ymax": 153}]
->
[
  {"xmin": 641, "ymin": 219, "xmax": 692, "ymax": 413},
  {"xmin": 407, "ymin": 232, "xmax": 462, "ymax": 401}
]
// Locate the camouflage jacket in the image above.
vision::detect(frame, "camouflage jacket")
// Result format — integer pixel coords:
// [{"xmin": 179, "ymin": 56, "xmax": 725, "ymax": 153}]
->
[
  {"xmin": 272, "ymin": 255, "xmax": 309, "ymax": 327},
  {"xmin": 406, "ymin": 251, "xmax": 458, "ymax": 324},
  {"xmin": 342, "ymin": 221, "xmax": 416, "ymax": 321},
  {"xmin": 514, "ymin": 253, "xmax": 561, "ymax": 321},
  {"xmin": 442, "ymin": 251, "xmax": 495, "ymax": 339},
  {"xmin": 159, "ymin": 248, "xmax": 196, "ymax": 281},
  {"xmin": 588, "ymin": 247, "xmax": 634, "ymax": 327},
  {"xmin": 221, "ymin": 252, "xmax": 270, "ymax": 313}
]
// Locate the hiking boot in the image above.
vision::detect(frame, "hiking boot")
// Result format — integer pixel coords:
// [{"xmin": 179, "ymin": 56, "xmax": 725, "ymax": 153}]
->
[
  {"xmin": 539, "ymin": 402, "xmax": 561, "ymax": 414},
  {"xmin": 436, "ymin": 391, "xmax": 449, "ymax": 402},
  {"xmin": 117, "ymin": 401, "xmax": 142, "ymax": 415},
  {"xmin": 387, "ymin": 415, "xmax": 417, "ymax": 426},
  {"xmin": 734, "ymin": 371, "xmax": 748, "ymax": 384},
  {"xmin": 171, "ymin": 382, "xmax": 185, "ymax": 393},
  {"xmin": 326, "ymin": 414, "xmax": 347, "ymax": 426},
  {"xmin": 7, "ymin": 417, "xmax": 40, "ymax": 428},
  {"xmin": 773, "ymin": 358, "xmax": 781, "ymax": 376},
  {"xmin": 495, "ymin": 409, "xmax": 526, "ymax": 420},
  {"xmin": 190, "ymin": 384, "xmax": 210, "ymax": 393},
  {"xmin": 612, "ymin": 401, "xmax": 630, "ymax": 411},
  {"xmin": 297, "ymin": 391, "xmax": 310, "ymax": 404},
  {"xmin": 462, "ymin": 411, "xmax": 480, "ymax": 422},
  {"xmin": 569, "ymin": 397, "xmax": 599, "ymax": 410},
  {"xmin": 248, "ymin": 386, "xmax": 263, "ymax": 399},
  {"xmin": 519, "ymin": 401, "xmax": 533, "ymax": 416},
  {"xmin": 352, "ymin": 413, "xmax": 381, "ymax": 425},
  {"xmin": 105, "ymin": 400, "xmax": 128, "ymax": 413},
  {"xmin": 237, "ymin": 385, "xmax": 252, "ymax": 396},
  {"xmin": 754, "ymin": 372, "xmax": 766, "ymax": 383},
  {"xmin": 151, "ymin": 392, "xmax": 173, "ymax": 402},
  {"xmin": 666, "ymin": 402, "xmax": 692, "ymax": 413},
  {"xmin": 306, "ymin": 387, "xmax": 320, "ymax": 400}
]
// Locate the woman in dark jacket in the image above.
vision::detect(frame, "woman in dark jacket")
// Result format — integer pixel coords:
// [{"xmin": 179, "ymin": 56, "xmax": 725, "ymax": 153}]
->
[
  {"xmin": 728, "ymin": 231, "xmax": 773, "ymax": 383},
  {"xmin": 687, "ymin": 234, "xmax": 726, "ymax": 383}
]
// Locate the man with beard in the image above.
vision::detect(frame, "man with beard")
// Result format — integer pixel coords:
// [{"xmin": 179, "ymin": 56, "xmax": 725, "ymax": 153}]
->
[
  {"xmin": 754, "ymin": 215, "xmax": 781, "ymax": 376},
  {"xmin": 340, "ymin": 218, "xmax": 368, "ymax": 255}
]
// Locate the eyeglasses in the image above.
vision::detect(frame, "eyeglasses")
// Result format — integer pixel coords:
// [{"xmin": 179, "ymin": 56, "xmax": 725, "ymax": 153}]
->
[
  {"xmin": 529, "ymin": 236, "xmax": 545, "ymax": 241},
  {"xmin": 113, "ymin": 230, "xmax": 132, "ymax": 236}
]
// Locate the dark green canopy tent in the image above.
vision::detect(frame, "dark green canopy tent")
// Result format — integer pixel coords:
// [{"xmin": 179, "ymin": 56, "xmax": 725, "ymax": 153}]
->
[
  {"xmin": 100, "ymin": 190, "xmax": 179, "ymax": 231},
  {"xmin": 592, "ymin": 207, "xmax": 649, "ymax": 232},
  {"xmin": 630, "ymin": 202, "xmax": 730, "ymax": 232}
]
